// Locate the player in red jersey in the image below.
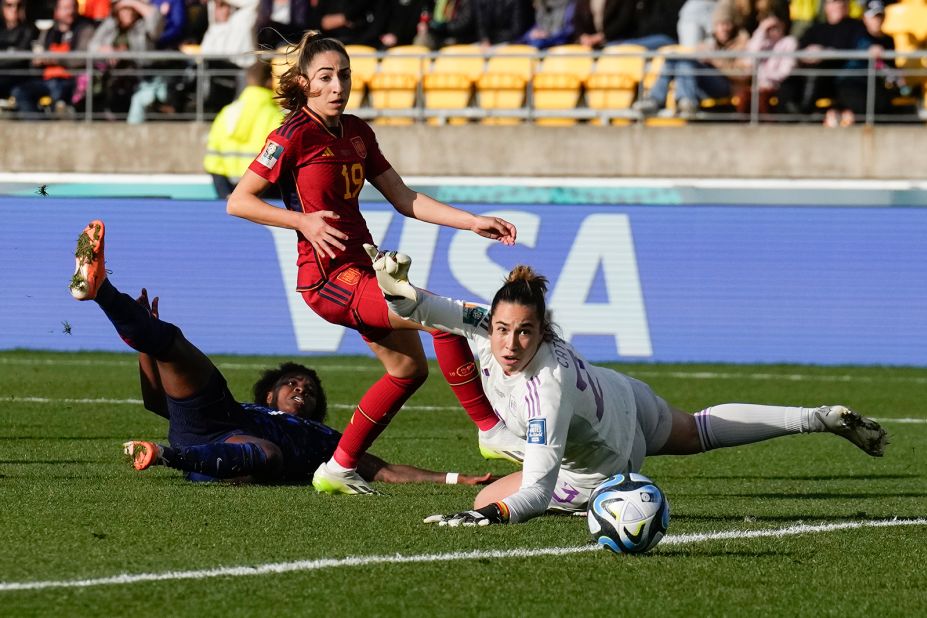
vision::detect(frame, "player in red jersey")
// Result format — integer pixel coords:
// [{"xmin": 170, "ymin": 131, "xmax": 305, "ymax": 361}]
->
[{"xmin": 227, "ymin": 31, "xmax": 518, "ymax": 496}]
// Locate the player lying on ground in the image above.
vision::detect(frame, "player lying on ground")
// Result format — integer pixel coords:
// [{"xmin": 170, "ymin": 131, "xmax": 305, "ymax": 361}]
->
[
  {"xmin": 67, "ymin": 220, "xmax": 492, "ymax": 488},
  {"xmin": 367, "ymin": 246, "xmax": 889, "ymax": 525}
]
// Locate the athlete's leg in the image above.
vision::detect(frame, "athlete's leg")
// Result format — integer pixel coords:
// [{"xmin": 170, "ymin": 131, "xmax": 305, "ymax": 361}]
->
[
  {"xmin": 125, "ymin": 435, "xmax": 283, "ymax": 481},
  {"xmin": 330, "ymin": 329, "xmax": 428, "ymax": 469},
  {"xmin": 69, "ymin": 221, "xmax": 215, "ymax": 400},
  {"xmin": 656, "ymin": 403, "xmax": 886, "ymax": 457},
  {"xmin": 386, "ymin": 313, "xmax": 499, "ymax": 431},
  {"xmin": 473, "ymin": 471, "xmax": 522, "ymax": 509}
]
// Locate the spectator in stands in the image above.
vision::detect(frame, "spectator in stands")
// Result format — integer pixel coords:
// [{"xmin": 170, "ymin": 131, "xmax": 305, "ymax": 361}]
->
[
  {"xmin": 89, "ymin": 0, "xmax": 164, "ymax": 118},
  {"xmin": 0, "ymin": 0, "xmax": 36, "ymax": 101},
  {"xmin": 154, "ymin": 0, "xmax": 186, "ymax": 49},
  {"xmin": 573, "ymin": 0, "xmax": 636, "ymax": 49},
  {"xmin": 780, "ymin": 0, "xmax": 866, "ymax": 118},
  {"xmin": 11, "ymin": 0, "xmax": 95, "ymax": 118},
  {"xmin": 831, "ymin": 0, "xmax": 899, "ymax": 124},
  {"xmin": 380, "ymin": 0, "xmax": 427, "ymax": 49},
  {"xmin": 474, "ymin": 0, "xmax": 533, "ymax": 47},
  {"xmin": 256, "ymin": 0, "xmax": 321, "ymax": 49},
  {"xmin": 203, "ymin": 61, "xmax": 283, "ymax": 198},
  {"xmin": 419, "ymin": 0, "xmax": 477, "ymax": 49},
  {"xmin": 735, "ymin": 12, "xmax": 797, "ymax": 114},
  {"xmin": 198, "ymin": 0, "xmax": 259, "ymax": 111},
  {"xmin": 575, "ymin": 0, "xmax": 677, "ymax": 50},
  {"xmin": 318, "ymin": 0, "xmax": 388, "ymax": 47},
  {"xmin": 678, "ymin": 0, "xmax": 718, "ymax": 47},
  {"xmin": 521, "ymin": 0, "xmax": 574, "ymax": 49},
  {"xmin": 633, "ymin": 2, "xmax": 748, "ymax": 117}
]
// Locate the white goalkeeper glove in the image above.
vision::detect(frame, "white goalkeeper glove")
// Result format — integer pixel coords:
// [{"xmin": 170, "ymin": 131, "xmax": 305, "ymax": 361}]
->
[
  {"xmin": 363, "ymin": 244, "xmax": 421, "ymax": 315},
  {"xmin": 423, "ymin": 502, "xmax": 509, "ymax": 527}
]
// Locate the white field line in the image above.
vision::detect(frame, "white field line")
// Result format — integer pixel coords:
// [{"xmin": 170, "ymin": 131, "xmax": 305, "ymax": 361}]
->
[
  {"xmin": 1, "ymin": 518, "xmax": 924, "ymax": 593},
  {"xmin": 2, "ymin": 356, "xmax": 926, "ymax": 385},
  {"xmin": 3, "ymin": 395, "xmax": 925, "ymax": 423}
]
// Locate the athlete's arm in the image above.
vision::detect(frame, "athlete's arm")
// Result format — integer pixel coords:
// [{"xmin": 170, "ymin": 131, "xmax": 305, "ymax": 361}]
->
[
  {"xmin": 356, "ymin": 452, "xmax": 494, "ymax": 485},
  {"xmin": 135, "ymin": 289, "xmax": 168, "ymax": 418},
  {"xmin": 498, "ymin": 369, "xmax": 571, "ymax": 523},
  {"xmin": 369, "ymin": 168, "xmax": 516, "ymax": 245},
  {"xmin": 227, "ymin": 170, "xmax": 348, "ymax": 259}
]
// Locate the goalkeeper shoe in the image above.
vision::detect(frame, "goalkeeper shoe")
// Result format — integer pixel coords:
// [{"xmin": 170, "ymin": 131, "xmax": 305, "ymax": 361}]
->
[
  {"xmin": 123, "ymin": 441, "xmax": 164, "ymax": 471},
  {"xmin": 312, "ymin": 461, "xmax": 379, "ymax": 495},
  {"xmin": 69, "ymin": 220, "xmax": 106, "ymax": 300},
  {"xmin": 815, "ymin": 405, "xmax": 888, "ymax": 457},
  {"xmin": 478, "ymin": 424, "xmax": 525, "ymax": 465}
]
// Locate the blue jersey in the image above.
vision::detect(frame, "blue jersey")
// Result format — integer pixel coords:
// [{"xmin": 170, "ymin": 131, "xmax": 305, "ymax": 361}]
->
[{"xmin": 238, "ymin": 404, "xmax": 342, "ymax": 481}]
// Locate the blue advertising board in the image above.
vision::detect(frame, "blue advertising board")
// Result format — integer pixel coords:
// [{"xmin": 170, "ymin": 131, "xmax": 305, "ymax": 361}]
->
[{"xmin": 1, "ymin": 197, "xmax": 924, "ymax": 365}]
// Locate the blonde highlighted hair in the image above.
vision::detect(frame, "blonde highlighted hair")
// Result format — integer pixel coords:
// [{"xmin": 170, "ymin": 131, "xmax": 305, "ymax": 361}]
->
[{"xmin": 276, "ymin": 30, "xmax": 349, "ymax": 112}]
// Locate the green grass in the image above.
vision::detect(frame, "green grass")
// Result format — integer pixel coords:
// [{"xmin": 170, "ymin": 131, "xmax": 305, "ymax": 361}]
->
[{"xmin": 1, "ymin": 351, "xmax": 925, "ymax": 616}]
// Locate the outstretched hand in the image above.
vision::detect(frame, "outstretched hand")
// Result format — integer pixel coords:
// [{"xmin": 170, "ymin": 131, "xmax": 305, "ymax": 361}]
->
[
  {"xmin": 363, "ymin": 244, "xmax": 418, "ymax": 305},
  {"xmin": 471, "ymin": 215, "xmax": 517, "ymax": 246},
  {"xmin": 136, "ymin": 288, "xmax": 159, "ymax": 318},
  {"xmin": 458, "ymin": 472, "xmax": 495, "ymax": 486}
]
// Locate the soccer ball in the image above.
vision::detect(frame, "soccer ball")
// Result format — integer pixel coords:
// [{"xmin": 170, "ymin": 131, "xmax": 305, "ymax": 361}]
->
[{"xmin": 587, "ymin": 472, "xmax": 670, "ymax": 555}]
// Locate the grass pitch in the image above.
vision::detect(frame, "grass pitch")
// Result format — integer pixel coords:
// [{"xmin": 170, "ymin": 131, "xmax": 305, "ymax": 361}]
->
[{"xmin": 0, "ymin": 351, "xmax": 925, "ymax": 616}]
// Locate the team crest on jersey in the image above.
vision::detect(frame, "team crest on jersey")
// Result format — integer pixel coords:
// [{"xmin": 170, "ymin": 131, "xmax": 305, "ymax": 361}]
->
[
  {"xmin": 350, "ymin": 136, "xmax": 367, "ymax": 158},
  {"xmin": 336, "ymin": 267, "xmax": 362, "ymax": 286},
  {"xmin": 527, "ymin": 419, "xmax": 547, "ymax": 445},
  {"xmin": 462, "ymin": 303, "xmax": 488, "ymax": 327},
  {"xmin": 257, "ymin": 140, "xmax": 283, "ymax": 169}
]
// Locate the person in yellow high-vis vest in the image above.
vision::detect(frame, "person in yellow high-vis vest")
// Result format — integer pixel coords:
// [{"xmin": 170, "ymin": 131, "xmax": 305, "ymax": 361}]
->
[{"xmin": 204, "ymin": 61, "xmax": 284, "ymax": 198}]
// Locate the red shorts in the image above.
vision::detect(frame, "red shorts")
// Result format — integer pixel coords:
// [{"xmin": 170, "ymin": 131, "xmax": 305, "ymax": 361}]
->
[{"xmin": 300, "ymin": 264, "xmax": 393, "ymax": 343}]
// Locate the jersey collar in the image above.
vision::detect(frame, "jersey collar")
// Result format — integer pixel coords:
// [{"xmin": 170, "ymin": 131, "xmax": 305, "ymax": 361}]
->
[{"xmin": 303, "ymin": 106, "xmax": 343, "ymax": 139}]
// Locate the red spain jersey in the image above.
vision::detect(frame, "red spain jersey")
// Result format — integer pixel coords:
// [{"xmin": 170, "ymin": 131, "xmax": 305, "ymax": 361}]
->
[{"xmin": 248, "ymin": 107, "xmax": 392, "ymax": 290}]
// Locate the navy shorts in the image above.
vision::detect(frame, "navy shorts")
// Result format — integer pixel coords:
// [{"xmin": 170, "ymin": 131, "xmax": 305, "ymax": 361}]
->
[{"xmin": 166, "ymin": 370, "xmax": 248, "ymax": 448}]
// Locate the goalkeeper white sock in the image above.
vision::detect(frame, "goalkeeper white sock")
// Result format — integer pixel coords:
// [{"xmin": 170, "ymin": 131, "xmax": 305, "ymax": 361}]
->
[{"xmin": 694, "ymin": 404, "xmax": 824, "ymax": 451}]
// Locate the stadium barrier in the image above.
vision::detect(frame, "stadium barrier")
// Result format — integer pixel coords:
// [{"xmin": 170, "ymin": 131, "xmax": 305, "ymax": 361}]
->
[
  {"xmin": 1, "ymin": 47, "xmax": 925, "ymax": 125},
  {"xmin": 3, "ymin": 197, "xmax": 924, "ymax": 365}
]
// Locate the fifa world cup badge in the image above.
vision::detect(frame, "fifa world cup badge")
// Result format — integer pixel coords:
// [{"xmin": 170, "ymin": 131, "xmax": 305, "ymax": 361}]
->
[{"xmin": 257, "ymin": 140, "xmax": 283, "ymax": 169}]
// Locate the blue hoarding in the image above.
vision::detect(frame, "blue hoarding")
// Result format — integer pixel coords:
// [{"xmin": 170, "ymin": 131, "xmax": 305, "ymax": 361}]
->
[{"xmin": 1, "ymin": 197, "xmax": 924, "ymax": 365}]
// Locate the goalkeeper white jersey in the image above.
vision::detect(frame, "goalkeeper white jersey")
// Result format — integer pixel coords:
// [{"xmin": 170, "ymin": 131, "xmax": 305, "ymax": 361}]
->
[{"xmin": 400, "ymin": 292, "xmax": 638, "ymax": 524}]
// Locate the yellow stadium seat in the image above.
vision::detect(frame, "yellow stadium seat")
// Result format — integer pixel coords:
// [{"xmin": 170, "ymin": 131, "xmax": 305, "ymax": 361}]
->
[
  {"xmin": 368, "ymin": 45, "xmax": 430, "ymax": 125},
  {"xmin": 882, "ymin": 1, "xmax": 927, "ymax": 86},
  {"xmin": 423, "ymin": 45, "xmax": 484, "ymax": 124},
  {"xmin": 585, "ymin": 44, "xmax": 647, "ymax": 124},
  {"xmin": 345, "ymin": 45, "xmax": 378, "ymax": 109},
  {"xmin": 532, "ymin": 45, "xmax": 595, "ymax": 126},
  {"xmin": 476, "ymin": 44, "xmax": 537, "ymax": 125}
]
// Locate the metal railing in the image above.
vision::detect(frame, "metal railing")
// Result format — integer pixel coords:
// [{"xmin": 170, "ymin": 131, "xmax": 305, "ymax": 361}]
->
[{"xmin": 0, "ymin": 47, "xmax": 925, "ymax": 125}]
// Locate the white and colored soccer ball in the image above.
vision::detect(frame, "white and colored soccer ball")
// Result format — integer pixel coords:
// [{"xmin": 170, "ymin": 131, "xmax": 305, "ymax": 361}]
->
[{"xmin": 587, "ymin": 472, "xmax": 670, "ymax": 555}]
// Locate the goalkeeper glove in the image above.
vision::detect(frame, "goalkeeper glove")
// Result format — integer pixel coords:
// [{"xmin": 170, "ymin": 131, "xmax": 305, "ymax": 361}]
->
[
  {"xmin": 423, "ymin": 501, "xmax": 510, "ymax": 527},
  {"xmin": 363, "ymin": 244, "xmax": 420, "ymax": 313}
]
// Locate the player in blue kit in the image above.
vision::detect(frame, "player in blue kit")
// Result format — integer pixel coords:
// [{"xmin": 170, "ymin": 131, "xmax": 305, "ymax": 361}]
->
[{"xmin": 68, "ymin": 220, "xmax": 492, "ymax": 489}]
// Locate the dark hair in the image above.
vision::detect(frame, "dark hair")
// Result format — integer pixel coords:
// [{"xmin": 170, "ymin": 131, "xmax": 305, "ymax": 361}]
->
[
  {"xmin": 276, "ymin": 30, "xmax": 349, "ymax": 112},
  {"xmin": 252, "ymin": 362, "xmax": 328, "ymax": 423},
  {"xmin": 490, "ymin": 265, "xmax": 556, "ymax": 341}
]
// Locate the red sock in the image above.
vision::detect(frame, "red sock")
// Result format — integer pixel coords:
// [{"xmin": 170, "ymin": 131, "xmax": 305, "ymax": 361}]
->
[
  {"xmin": 431, "ymin": 330, "xmax": 499, "ymax": 431},
  {"xmin": 333, "ymin": 373, "xmax": 425, "ymax": 468}
]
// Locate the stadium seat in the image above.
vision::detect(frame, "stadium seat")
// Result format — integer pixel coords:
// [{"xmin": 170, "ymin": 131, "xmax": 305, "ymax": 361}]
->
[
  {"xmin": 345, "ymin": 45, "xmax": 378, "ymax": 110},
  {"xmin": 585, "ymin": 44, "xmax": 647, "ymax": 125},
  {"xmin": 532, "ymin": 44, "xmax": 595, "ymax": 126},
  {"xmin": 368, "ymin": 45, "xmax": 430, "ymax": 125},
  {"xmin": 422, "ymin": 44, "xmax": 485, "ymax": 124},
  {"xmin": 476, "ymin": 44, "xmax": 537, "ymax": 124}
]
